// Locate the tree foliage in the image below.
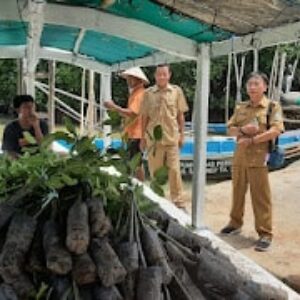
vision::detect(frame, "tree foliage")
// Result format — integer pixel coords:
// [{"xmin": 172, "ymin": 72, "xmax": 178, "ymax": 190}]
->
[
  {"xmin": 0, "ymin": 44, "xmax": 300, "ymax": 122},
  {"xmin": 0, "ymin": 59, "xmax": 17, "ymax": 113}
]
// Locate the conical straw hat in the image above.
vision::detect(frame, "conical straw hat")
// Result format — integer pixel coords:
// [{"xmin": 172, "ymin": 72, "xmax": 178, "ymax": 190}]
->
[{"xmin": 120, "ymin": 66, "xmax": 149, "ymax": 84}]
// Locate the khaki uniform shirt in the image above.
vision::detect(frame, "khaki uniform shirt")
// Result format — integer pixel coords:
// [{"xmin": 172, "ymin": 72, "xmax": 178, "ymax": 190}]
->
[
  {"xmin": 228, "ymin": 96, "xmax": 284, "ymax": 167},
  {"xmin": 141, "ymin": 84, "xmax": 189, "ymax": 146}
]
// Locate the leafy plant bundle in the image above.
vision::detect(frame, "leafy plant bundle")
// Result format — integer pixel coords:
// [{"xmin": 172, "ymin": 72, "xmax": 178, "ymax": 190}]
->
[
  {"xmin": 0, "ymin": 119, "xmax": 283, "ymax": 300},
  {"xmin": 0, "ymin": 118, "xmax": 159, "ymax": 298}
]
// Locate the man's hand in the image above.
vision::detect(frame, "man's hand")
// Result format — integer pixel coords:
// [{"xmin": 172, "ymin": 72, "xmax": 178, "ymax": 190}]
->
[
  {"xmin": 238, "ymin": 137, "xmax": 252, "ymax": 148},
  {"xmin": 178, "ymin": 133, "xmax": 184, "ymax": 148},
  {"xmin": 104, "ymin": 100, "xmax": 116, "ymax": 110},
  {"xmin": 140, "ymin": 138, "xmax": 146, "ymax": 152},
  {"xmin": 19, "ymin": 138, "xmax": 29, "ymax": 147},
  {"xmin": 241, "ymin": 124, "xmax": 259, "ymax": 136},
  {"xmin": 28, "ymin": 112, "xmax": 39, "ymax": 128}
]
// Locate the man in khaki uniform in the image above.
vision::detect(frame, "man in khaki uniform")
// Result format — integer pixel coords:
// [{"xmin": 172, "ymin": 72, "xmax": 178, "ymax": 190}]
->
[
  {"xmin": 140, "ymin": 64, "xmax": 189, "ymax": 208},
  {"xmin": 221, "ymin": 72, "xmax": 284, "ymax": 252}
]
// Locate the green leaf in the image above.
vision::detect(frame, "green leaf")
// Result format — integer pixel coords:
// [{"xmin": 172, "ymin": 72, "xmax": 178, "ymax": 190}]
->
[
  {"xmin": 64, "ymin": 160, "xmax": 89, "ymax": 176},
  {"xmin": 153, "ymin": 166, "xmax": 168, "ymax": 185},
  {"xmin": 150, "ymin": 180, "xmax": 164, "ymax": 197},
  {"xmin": 122, "ymin": 132, "xmax": 129, "ymax": 144},
  {"xmin": 74, "ymin": 136, "xmax": 96, "ymax": 154},
  {"xmin": 153, "ymin": 125, "xmax": 163, "ymax": 141},
  {"xmin": 61, "ymin": 287, "xmax": 72, "ymax": 300},
  {"xmin": 61, "ymin": 174, "xmax": 78, "ymax": 186},
  {"xmin": 51, "ymin": 131, "xmax": 74, "ymax": 143},
  {"xmin": 72, "ymin": 280, "xmax": 81, "ymax": 300},
  {"xmin": 35, "ymin": 282, "xmax": 49, "ymax": 300},
  {"xmin": 40, "ymin": 134, "xmax": 56, "ymax": 148},
  {"xmin": 47, "ymin": 175, "xmax": 65, "ymax": 189},
  {"xmin": 103, "ymin": 110, "xmax": 122, "ymax": 128},
  {"xmin": 106, "ymin": 181, "xmax": 121, "ymax": 200},
  {"xmin": 22, "ymin": 145, "xmax": 39, "ymax": 154},
  {"xmin": 23, "ymin": 131, "xmax": 37, "ymax": 144},
  {"xmin": 128, "ymin": 152, "xmax": 142, "ymax": 174},
  {"xmin": 138, "ymin": 199, "xmax": 158, "ymax": 213},
  {"xmin": 64, "ymin": 117, "xmax": 77, "ymax": 137},
  {"xmin": 114, "ymin": 162, "xmax": 128, "ymax": 175},
  {"xmin": 41, "ymin": 131, "xmax": 75, "ymax": 150}
]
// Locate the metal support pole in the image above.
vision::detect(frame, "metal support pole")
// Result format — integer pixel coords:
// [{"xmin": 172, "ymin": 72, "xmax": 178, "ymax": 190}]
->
[
  {"xmin": 23, "ymin": 0, "xmax": 45, "ymax": 96},
  {"xmin": 253, "ymin": 48, "xmax": 259, "ymax": 72},
  {"xmin": 276, "ymin": 51, "xmax": 287, "ymax": 101},
  {"xmin": 100, "ymin": 73, "xmax": 112, "ymax": 148},
  {"xmin": 80, "ymin": 69, "xmax": 86, "ymax": 135},
  {"xmin": 225, "ymin": 53, "xmax": 232, "ymax": 123},
  {"xmin": 192, "ymin": 44, "xmax": 210, "ymax": 229},
  {"xmin": 48, "ymin": 60, "xmax": 56, "ymax": 132},
  {"xmin": 87, "ymin": 70, "xmax": 95, "ymax": 136}
]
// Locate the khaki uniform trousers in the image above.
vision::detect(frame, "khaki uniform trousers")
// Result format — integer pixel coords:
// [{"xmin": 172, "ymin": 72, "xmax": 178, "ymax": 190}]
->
[
  {"xmin": 229, "ymin": 165, "xmax": 272, "ymax": 238},
  {"xmin": 148, "ymin": 144, "xmax": 184, "ymax": 206}
]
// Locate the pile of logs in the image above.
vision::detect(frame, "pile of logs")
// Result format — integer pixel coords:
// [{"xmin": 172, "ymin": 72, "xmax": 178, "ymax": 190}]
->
[{"xmin": 0, "ymin": 186, "xmax": 288, "ymax": 300}]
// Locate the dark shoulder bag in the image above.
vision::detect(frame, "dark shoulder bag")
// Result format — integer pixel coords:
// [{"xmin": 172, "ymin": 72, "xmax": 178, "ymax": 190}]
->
[{"xmin": 266, "ymin": 101, "xmax": 285, "ymax": 169}]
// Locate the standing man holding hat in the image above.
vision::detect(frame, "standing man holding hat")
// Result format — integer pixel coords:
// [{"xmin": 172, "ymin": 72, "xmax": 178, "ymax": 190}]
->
[{"xmin": 104, "ymin": 66, "xmax": 149, "ymax": 181}]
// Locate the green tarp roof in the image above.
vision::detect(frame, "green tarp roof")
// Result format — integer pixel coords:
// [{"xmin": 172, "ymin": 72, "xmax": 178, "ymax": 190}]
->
[
  {"xmin": 0, "ymin": 0, "xmax": 300, "ymax": 68},
  {"xmin": 0, "ymin": 0, "xmax": 231, "ymax": 66},
  {"xmin": 48, "ymin": 0, "xmax": 231, "ymax": 42}
]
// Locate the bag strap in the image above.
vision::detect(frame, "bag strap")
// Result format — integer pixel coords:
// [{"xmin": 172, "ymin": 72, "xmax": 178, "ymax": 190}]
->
[{"xmin": 266, "ymin": 101, "xmax": 278, "ymax": 151}]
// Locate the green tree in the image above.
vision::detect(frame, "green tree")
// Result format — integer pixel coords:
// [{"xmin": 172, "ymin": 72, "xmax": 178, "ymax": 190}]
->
[{"xmin": 0, "ymin": 59, "xmax": 17, "ymax": 113}]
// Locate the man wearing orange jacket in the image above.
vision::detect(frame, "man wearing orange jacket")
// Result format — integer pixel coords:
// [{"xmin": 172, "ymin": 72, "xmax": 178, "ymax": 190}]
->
[{"xmin": 104, "ymin": 67, "xmax": 149, "ymax": 181}]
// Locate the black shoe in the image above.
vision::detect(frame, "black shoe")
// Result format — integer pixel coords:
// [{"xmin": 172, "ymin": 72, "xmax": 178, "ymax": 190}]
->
[
  {"xmin": 255, "ymin": 236, "xmax": 272, "ymax": 252},
  {"xmin": 220, "ymin": 225, "xmax": 241, "ymax": 235}
]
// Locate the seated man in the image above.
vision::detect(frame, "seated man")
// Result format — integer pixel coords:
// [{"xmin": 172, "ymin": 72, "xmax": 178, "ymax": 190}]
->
[{"xmin": 2, "ymin": 94, "xmax": 49, "ymax": 158}]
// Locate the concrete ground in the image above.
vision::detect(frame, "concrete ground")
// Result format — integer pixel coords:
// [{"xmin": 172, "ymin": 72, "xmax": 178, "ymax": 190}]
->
[{"xmin": 180, "ymin": 160, "xmax": 300, "ymax": 293}]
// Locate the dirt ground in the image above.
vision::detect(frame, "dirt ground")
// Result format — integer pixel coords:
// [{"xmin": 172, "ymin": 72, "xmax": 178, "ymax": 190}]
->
[{"xmin": 181, "ymin": 160, "xmax": 300, "ymax": 293}]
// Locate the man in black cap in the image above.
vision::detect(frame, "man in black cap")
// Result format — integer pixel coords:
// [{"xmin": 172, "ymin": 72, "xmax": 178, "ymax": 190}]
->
[{"xmin": 2, "ymin": 95, "xmax": 48, "ymax": 158}]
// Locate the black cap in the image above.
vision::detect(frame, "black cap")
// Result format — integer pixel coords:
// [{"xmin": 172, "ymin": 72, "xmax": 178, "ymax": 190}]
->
[{"xmin": 13, "ymin": 95, "xmax": 34, "ymax": 109}]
